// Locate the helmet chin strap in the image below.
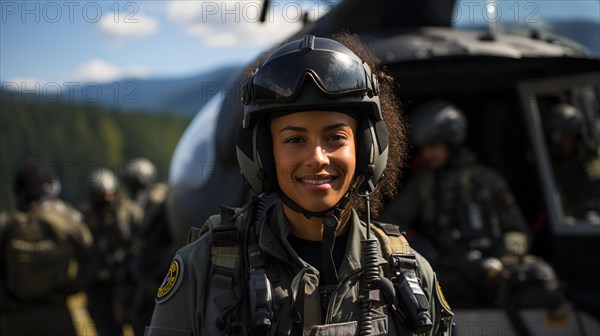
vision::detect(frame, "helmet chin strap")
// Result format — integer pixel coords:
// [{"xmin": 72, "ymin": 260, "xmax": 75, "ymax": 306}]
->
[
  {"xmin": 276, "ymin": 173, "xmax": 367, "ymax": 285},
  {"xmin": 275, "ymin": 174, "xmax": 365, "ymax": 220},
  {"xmin": 320, "ymin": 176, "xmax": 364, "ymax": 285}
]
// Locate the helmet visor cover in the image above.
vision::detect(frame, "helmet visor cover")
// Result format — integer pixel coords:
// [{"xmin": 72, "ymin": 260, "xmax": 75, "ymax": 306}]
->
[{"xmin": 249, "ymin": 50, "xmax": 371, "ymax": 103}]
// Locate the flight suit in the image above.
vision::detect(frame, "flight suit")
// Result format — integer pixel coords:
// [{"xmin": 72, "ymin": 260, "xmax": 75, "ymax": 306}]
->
[
  {"xmin": 551, "ymin": 151, "xmax": 600, "ymax": 220},
  {"xmin": 131, "ymin": 182, "xmax": 176, "ymax": 336},
  {"xmin": 0, "ymin": 199, "xmax": 94, "ymax": 336},
  {"xmin": 82, "ymin": 195, "xmax": 143, "ymax": 336},
  {"xmin": 146, "ymin": 199, "xmax": 453, "ymax": 336},
  {"xmin": 382, "ymin": 148, "xmax": 561, "ymax": 308}
]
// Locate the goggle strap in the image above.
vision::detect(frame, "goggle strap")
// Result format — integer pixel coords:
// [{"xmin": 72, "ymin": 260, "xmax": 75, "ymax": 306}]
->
[{"xmin": 362, "ymin": 62, "xmax": 379, "ymax": 97}]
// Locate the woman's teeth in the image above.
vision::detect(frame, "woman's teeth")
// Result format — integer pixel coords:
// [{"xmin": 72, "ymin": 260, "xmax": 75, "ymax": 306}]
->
[{"xmin": 302, "ymin": 177, "xmax": 334, "ymax": 184}]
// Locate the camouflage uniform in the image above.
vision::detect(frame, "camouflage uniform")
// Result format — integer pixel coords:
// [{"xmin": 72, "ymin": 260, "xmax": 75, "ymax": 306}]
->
[
  {"xmin": 120, "ymin": 158, "xmax": 176, "ymax": 335},
  {"xmin": 0, "ymin": 198, "xmax": 94, "ymax": 336},
  {"xmin": 82, "ymin": 195, "xmax": 143, "ymax": 336}
]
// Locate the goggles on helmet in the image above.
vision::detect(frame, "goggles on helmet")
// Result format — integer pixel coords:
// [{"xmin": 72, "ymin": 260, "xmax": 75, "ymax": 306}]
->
[{"xmin": 243, "ymin": 49, "xmax": 379, "ymax": 109}]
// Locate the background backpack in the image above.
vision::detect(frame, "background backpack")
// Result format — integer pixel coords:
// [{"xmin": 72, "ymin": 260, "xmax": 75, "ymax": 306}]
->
[{"xmin": 2, "ymin": 209, "xmax": 77, "ymax": 300}]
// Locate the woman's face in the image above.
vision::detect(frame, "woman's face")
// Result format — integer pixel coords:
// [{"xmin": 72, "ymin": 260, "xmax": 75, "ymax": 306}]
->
[{"xmin": 270, "ymin": 111, "xmax": 357, "ymax": 213}]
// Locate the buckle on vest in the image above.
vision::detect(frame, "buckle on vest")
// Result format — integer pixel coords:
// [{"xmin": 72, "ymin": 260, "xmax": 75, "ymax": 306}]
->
[
  {"xmin": 391, "ymin": 253, "xmax": 417, "ymax": 272},
  {"xmin": 212, "ymin": 227, "xmax": 240, "ymax": 246},
  {"xmin": 318, "ymin": 285, "xmax": 336, "ymax": 312}
]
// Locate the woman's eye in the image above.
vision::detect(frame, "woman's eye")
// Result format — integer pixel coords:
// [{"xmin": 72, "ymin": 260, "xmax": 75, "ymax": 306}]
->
[
  {"xmin": 284, "ymin": 137, "xmax": 304, "ymax": 144},
  {"xmin": 328, "ymin": 134, "xmax": 347, "ymax": 142}
]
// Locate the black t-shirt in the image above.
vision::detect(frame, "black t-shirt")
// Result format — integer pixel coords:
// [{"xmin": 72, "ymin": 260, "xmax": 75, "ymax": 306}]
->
[{"xmin": 287, "ymin": 230, "xmax": 350, "ymax": 283}]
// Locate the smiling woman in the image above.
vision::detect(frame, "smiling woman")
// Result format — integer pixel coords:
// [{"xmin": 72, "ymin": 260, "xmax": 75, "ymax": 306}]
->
[
  {"xmin": 272, "ymin": 111, "xmax": 358, "ymax": 240},
  {"xmin": 146, "ymin": 34, "xmax": 454, "ymax": 336}
]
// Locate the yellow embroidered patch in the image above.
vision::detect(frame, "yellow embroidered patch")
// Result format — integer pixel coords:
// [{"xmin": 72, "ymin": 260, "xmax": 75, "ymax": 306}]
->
[
  {"xmin": 436, "ymin": 280, "xmax": 451, "ymax": 311},
  {"xmin": 156, "ymin": 255, "xmax": 183, "ymax": 303}
]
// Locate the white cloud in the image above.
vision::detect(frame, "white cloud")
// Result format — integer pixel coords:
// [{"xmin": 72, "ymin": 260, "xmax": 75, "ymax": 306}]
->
[
  {"xmin": 69, "ymin": 59, "xmax": 149, "ymax": 83},
  {"xmin": 99, "ymin": 14, "xmax": 159, "ymax": 37},
  {"xmin": 166, "ymin": 1, "xmax": 330, "ymax": 48},
  {"xmin": 71, "ymin": 59, "xmax": 121, "ymax": 82}
]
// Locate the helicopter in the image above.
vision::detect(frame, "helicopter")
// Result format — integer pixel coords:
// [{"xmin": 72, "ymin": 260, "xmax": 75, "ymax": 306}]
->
[{"xmin": 165, "ymin": 0, "xmax": 600, "ymax": 334}]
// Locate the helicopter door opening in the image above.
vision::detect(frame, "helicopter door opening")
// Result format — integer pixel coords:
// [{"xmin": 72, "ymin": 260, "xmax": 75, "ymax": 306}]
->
[{"xmin": 518, "ymin": 71, "xmax": 600, "ymax": 237}]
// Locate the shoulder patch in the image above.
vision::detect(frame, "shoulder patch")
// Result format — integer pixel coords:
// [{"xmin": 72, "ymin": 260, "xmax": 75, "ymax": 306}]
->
[
  {"xmin": 435, "ymin": 280, "xmax": 452, "ymax": 314},
  {"xmin": 156, "ymin": 255, "xmax": 184, "ymax": 304}
]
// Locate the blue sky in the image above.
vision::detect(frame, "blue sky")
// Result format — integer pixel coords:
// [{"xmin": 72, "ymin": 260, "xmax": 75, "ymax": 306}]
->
[
  {"xmin": 1, "ymin": 1, "xmax": 312, "ymax": 85},
  {"xmin": 1, "ymin": 0, "xmax": 598, "ymax": 87}
]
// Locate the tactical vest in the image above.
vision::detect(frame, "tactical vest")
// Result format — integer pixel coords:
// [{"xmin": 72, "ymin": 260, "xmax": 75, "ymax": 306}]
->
[
  {"xmin": 419, "ymin": 165, "xmax": 504, "ymax": 256},
  {"xmin": 187, "ymin": 197, "xmax": 445, "ymax": 336},
  {"xmin": 1, "ymin": 209, "xmax": 78, "ymax": 300},
  {"xmin": 84, "ymin": 200, "xmax": 140, "ymax": 281}
]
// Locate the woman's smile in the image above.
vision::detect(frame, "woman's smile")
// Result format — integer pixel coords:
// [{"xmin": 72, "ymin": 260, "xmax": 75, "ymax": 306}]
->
[{"xmin": 296, "ymin": 173, "xmax": 340, "ymax": 190}]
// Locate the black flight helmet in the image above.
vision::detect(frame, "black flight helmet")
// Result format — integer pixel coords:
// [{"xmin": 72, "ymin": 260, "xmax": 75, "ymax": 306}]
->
[
  {"xmin": 121, "ymin": 157, "xmax": 157, "ymax": 195},
  {"xmin": 547, "ymin": 103, "xmax": 584, "ymax": 146},
  {"xmin": 13, "ymin": 157, "xmax": 61, "ymax": 211},
  {"xmin": 411, "ymin": 100, "xmax": 467, "ymax": 147},
  {"xmin": 88, "ymin": 167, "xmax": 118, "ymax": 203}
]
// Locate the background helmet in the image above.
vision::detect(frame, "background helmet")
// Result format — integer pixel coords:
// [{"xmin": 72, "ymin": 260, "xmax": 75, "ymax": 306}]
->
[
  {"xmin": 88, "ymin": 168, "xmax": 118, "ymax": 198},
  {"xmin": 411, "ymin": 100, "xmax": 467, "ymax": 147},
  {"xmin": 121, "ymin": 157, "xmax": 157, "ymax": 194},
  {"xmin": 547, "ymin": 103, "xmax": 584, "ymax": 145},
  {"xmin": 13, "ymin": 157, "xmax": 61, "ymax": 209},
  {"xmin": 236, "ymin": 35, "xmax": 389, "ymax": 214}
]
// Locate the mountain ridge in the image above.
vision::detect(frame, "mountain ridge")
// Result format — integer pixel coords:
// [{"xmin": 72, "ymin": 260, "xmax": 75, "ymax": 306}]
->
[{"xmin": 70, "ymin": 65, "xmax": 243, "ymax": 117}]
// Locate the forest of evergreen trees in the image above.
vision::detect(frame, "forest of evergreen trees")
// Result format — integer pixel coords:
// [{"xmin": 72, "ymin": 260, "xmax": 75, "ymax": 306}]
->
[{"xmin": 0, "ymin": 90, "xmax": 190, "ymax": 211}]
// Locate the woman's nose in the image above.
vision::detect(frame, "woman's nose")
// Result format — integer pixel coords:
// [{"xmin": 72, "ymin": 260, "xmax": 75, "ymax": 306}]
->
[{"xmin": 305, "ymin": 144, "xmax": 329, "ymax": 168}]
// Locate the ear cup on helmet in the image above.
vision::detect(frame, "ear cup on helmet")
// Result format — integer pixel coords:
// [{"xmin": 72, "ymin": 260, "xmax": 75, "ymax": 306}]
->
[
  {"xmin": 357, "ymin": 117, "xmax": 389, "ymax": 194},
  {"xmin": 236, "ymin": 126, "xmax": 263, "ymax": 194},
  {"xmin": 374, "ymin": 119, "xmax": 389, "ymax": 154},
  {"xmin": 256, "ymin": 119, "xmax": 276, "ymax": 194},
  {"xmin": 355, "ymin": 116, "xmax": 373, "ymax": 180}
]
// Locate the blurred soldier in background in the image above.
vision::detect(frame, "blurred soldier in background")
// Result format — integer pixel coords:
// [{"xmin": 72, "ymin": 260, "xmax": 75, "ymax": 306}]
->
[
  {"xmin": 381, "ymin": 100, "xmax": 565, "ymax": 312},
  {"xmin": 545, "ymin": 103, "xmax": 600, "ymax": 222},
  {"xmin": 120, "ymin": 158, "xmax": 174, "ymax": 336},
  {"xmin": 81, "ymin": 167, "xmax": 143, "ymax": 336},
  {"xmin": 121, "ymin": 158, "xmax": 167, "ymax": 213},
  {"xmin": 0, "ymin": 158, "xmax": 94, "ymax": 336}
]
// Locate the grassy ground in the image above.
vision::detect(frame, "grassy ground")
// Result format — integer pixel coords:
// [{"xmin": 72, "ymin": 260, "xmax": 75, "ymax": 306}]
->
[{"xmin": 67, "ymin": 293, "xmax": 134, "ymax": 336}]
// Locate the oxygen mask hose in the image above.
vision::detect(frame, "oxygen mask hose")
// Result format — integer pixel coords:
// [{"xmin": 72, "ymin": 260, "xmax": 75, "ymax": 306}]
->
[
  {"xmin": 321, "ymin": 213, "xmax": 339, "ymax": 286},
  {"xmin": 360, "ymin": 192, "xmax": 380, "ymax": 336}
]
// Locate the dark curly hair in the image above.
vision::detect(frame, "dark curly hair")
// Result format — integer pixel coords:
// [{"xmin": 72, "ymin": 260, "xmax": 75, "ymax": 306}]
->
[
  {"xmin": 242, "ymin": 33, "xmax": 408, "ymax": 217},
  {"xmin": 330, "ymin": 32, "xmax": 407, "ymax": 217}
]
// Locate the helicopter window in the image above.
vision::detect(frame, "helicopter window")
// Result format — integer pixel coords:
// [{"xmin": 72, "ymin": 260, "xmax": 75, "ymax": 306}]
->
[{"xmin": 519, "ymin": 72, "xmax": 600, "ymax": 234}]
